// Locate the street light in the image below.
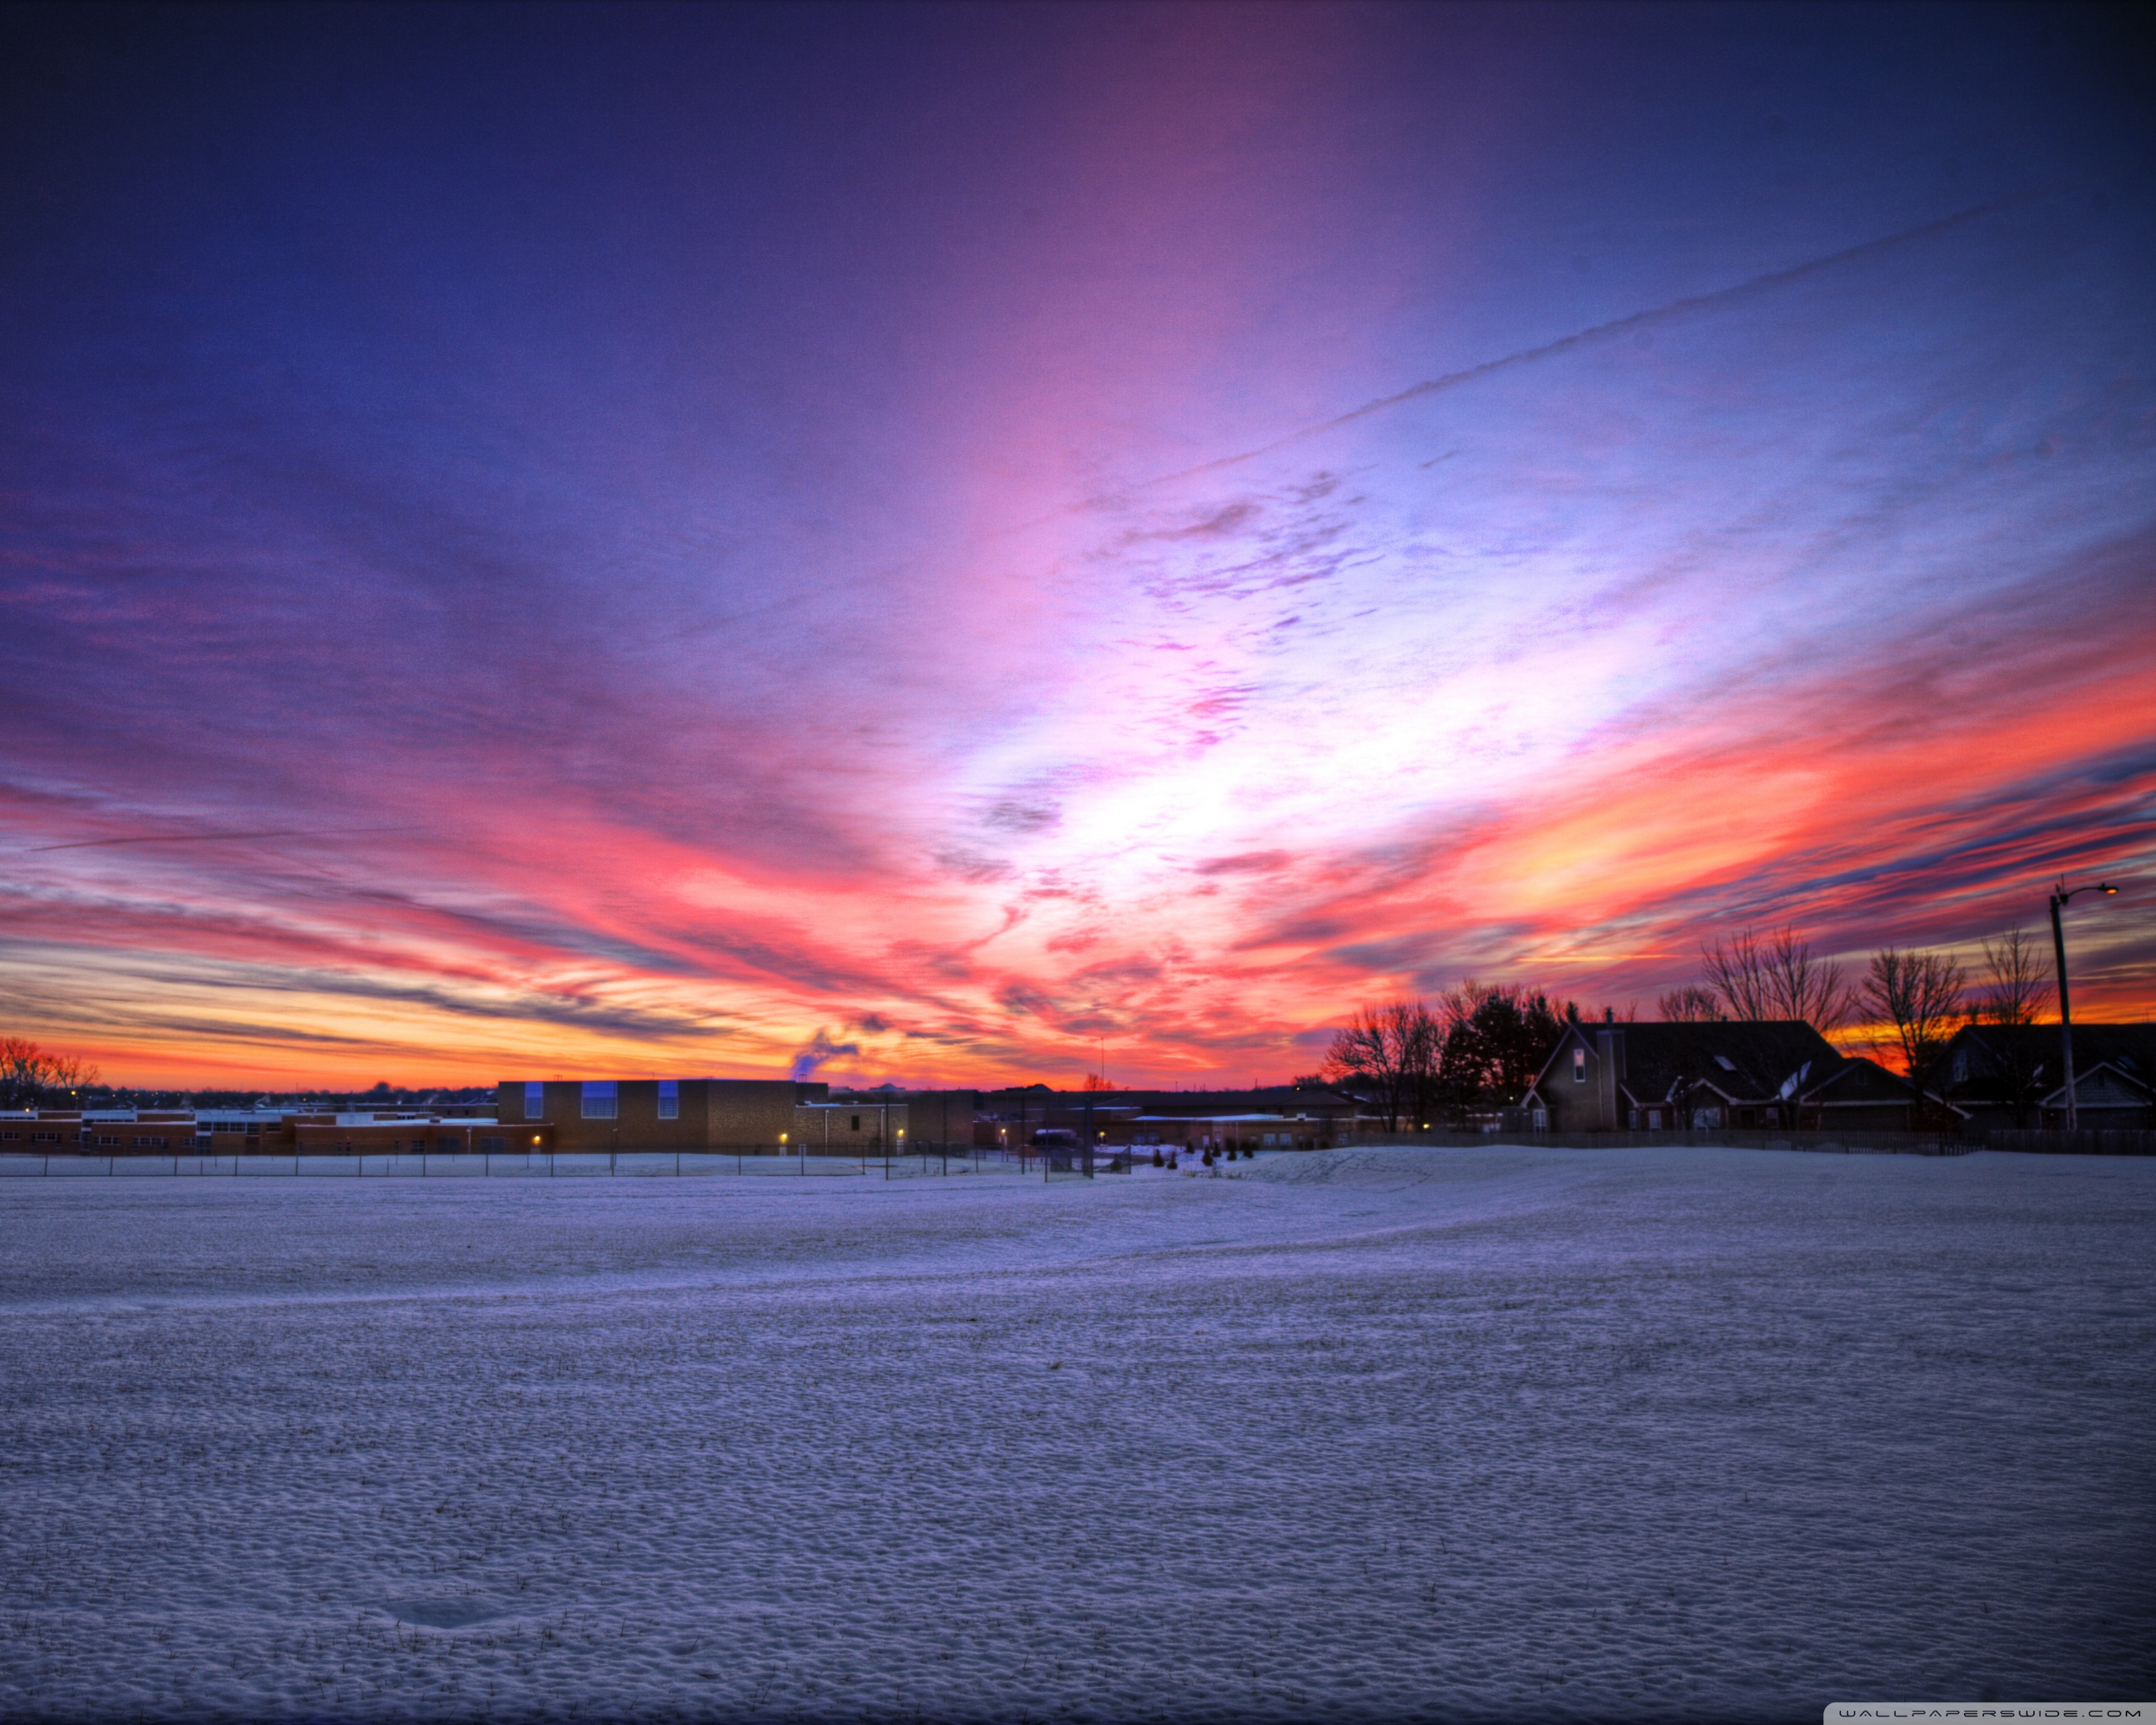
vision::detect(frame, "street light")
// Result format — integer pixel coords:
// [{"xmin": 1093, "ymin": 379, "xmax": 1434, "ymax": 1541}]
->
[{"xmin": 2047, "ymin": 880, "xmax": 2119, "ymax": 1131}]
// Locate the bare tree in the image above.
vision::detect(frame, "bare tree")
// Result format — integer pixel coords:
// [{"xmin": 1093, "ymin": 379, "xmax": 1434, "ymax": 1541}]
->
[
  {"xmin": 1323, "ymin": 1001, "xmax": 1440, "ymax": 1132},
  {"xmin": 1700, "ymin": 927, "xmax": 1857, "ymax": 1029},
  {"xmin": 1973, "ymin": 928, "xmax": 2052, "ymax": 1026},
  {"xmin": 1697, "ymin": 927, "xmax": 1859, "ymax": 1125},
  {"xmin": 0, "ymin": 1039, "xmax": 100, "ymax": 1110},
  {"xmin": 1967, "ymin": 929, "xmax": 2054, "ymax": 1127},
  {"xmin": 1400, "ymin": 1002, "xmax": 1443, "ymax": 1124},
  {"xmin": 1760, "ymin": 927, "xmax": 1860, "ymax": 1033},
  {"xmin": 1700, "ymin": 930, "xmax": 1775, "ymax": 1021},
  {"xmin": 1657, "ymin": 985, "xmax": 1725, "ymax": 1023},
  {"xmin": 1862, "ymin": 948, "xmax": 1965, "ymax": 1126}
]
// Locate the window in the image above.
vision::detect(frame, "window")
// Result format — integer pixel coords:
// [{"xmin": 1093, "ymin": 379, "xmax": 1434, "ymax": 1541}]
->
[
  {"xmin": 851, "ymin": 1114, "xmax": 861, "ymax": 1131},
  {"xmin": 658, "ymin": 1080, "xmax": 679, "ymax": 1121},
  {"xmin": 98, "ymin": 1135, "xmax": 119, "ymax": 1147},
  {"xmin": 582, "ymin": 1081, "xmax": 617, "ymax": 1120},
  {"xmin": 33, "ymin": 1131, "xmax": 59, "ymax": 1144},
  {"xmin": 1572, "ymin": 1047, "xmax": 1587, "ymax": 1082},
  {"xmin": 478, "ymin": 1135, "xmax": 505, "ymax": 1153},
  {"xmin": 135, "ymin": 1135, "xmax": 168, "ymax": 1149},
  {"xmin": 524, "ymin": 1081, "xmax": 544, "ymax": 1120},
  {"xmin": 1714, "ymin": 1055, "xmax": 1737, "ymax": 1072},
  {"xmin": 0, "ymin": 1130, "xmax": 16, "ymax": 1142}
]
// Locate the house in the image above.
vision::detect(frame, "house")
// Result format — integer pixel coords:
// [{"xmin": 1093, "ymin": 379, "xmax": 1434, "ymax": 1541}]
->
[
  {"xmin": 2037, "ymin": 1061, "xmax": 2153, "ymax": 1130},
  {"xmin": 1523, "ymin": 1017, "xmax": 1848, "ymax": 1131},
  {"xmin": 1941, "ymin": 1023, "xmax": 2156, "ymax": 1130},
  {"xmin": 1792, "ymin": 1055, "xmax": 1963, "ymax": 1132}
]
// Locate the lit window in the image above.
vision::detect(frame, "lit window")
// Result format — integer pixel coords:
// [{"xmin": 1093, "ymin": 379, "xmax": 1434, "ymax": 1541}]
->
[
  {"xmin": 658, "ymin": 1080, "xmax": 679, "ymax": 1121},
  {"xmin": 524, "ymin": 1081, "xmax": 544, "ymax": 1119},
  {"xmin": 1572, "ymin": 1047, "xmax": 1587, "ymax": 1082},
  {"xmin": 581, "ymin": 1081, "xmax": 617, "ymax": 1120}
]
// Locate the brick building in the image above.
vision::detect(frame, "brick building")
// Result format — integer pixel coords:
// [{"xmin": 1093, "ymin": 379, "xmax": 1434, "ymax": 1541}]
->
[{"xmin": 490, "ymin": 1078, "xmax": 971, "ymax": 1153}]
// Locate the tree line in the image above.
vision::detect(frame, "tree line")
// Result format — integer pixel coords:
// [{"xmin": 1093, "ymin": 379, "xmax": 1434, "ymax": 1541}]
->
[
  {"xmin": 1319, "ymin": 922, "xmax": 2061, "ymax": 1130},
  {"xmin": 1666, "ymin": 924, "xmax": 2054, "ymax": 1122},
  {"xmin": 0, "ymin": 1039, "xmax": 100, "ymax": 1111},
  {"xmin": 1311, "ymin": 985, "xmax": 1603, "ymax": 1130}
]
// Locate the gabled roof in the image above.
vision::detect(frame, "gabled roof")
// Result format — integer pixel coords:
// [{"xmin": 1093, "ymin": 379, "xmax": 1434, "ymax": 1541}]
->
[
  {"xmin": 1949, "ymin": 1023, "xmax": 2156, "ymax": 1086},
  {"xmin": 1529, "ymin": 1019, "xmax": 1844, "ymax": 1107},
  {"xmin": 1800, "ymin": 1055, "xmax": 1908, "ymax": 1106},
  {"xmin": 2039, "ymin": 1060, "xmax": 2154, "ymax": 1110},
  {"xmin": 1799, "ymin": 1055, "xmax": 1968, "ymax": 1116}
]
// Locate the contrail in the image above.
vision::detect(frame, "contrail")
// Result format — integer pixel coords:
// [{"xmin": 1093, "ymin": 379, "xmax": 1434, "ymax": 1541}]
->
[
  {"xmin": 19, "ymin": 825, "xmax": 426, "ymax": 854},
  {"xmin": 1145, "ymin": 194, "xmax": 2034, "ymax": 489}
]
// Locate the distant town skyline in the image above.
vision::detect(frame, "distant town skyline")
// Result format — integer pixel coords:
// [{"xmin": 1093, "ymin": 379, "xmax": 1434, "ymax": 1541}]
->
[{"xmin": 3, "ymin": 3, "xmax": 2151, "ymax": 1088}]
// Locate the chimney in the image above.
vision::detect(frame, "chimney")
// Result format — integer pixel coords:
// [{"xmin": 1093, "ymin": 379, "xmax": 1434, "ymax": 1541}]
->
[
  {"xmin": 1604, "ymin": 1007, "xmax": 1614, "ymax": 1024},
  {"xmin": 1597, "ymin": 1026, "xmax": 1628, "ymax": 1127}
]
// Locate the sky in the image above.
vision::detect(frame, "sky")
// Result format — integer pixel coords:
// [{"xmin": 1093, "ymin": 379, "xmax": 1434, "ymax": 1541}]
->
[{"xmin": 2, "ymin": 1, "xmax": 2152, "ymax": 1090}]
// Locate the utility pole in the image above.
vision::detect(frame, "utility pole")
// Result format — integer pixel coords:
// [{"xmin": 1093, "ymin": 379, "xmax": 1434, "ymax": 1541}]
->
[{"xmin": 2048, "ymin": 880, "xmax": 2118, "ymax": 1132}]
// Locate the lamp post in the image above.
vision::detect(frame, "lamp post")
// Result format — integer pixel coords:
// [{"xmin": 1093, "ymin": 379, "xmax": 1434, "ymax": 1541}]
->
[{"xmin": 2047, "ymin": 880, "xmax": 2118, "ymax": 1131}]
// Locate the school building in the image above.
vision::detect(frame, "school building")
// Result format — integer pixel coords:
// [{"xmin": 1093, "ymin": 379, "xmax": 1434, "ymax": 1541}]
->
[{"xmin": 492, "ymin": 1080, "xmax": 982, "ymax": 1153}]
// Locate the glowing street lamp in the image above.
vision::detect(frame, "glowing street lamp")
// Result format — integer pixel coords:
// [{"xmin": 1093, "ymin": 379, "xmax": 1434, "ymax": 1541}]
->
[{"xmin": 2047, "ymin": 880, "xmax": 2118, "ymax": 1131}]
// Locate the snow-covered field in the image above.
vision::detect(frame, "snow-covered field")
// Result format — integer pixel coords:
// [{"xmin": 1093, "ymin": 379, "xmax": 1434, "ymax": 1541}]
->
[{"xmin": 2, "ymin": 1146, "xmax": 2150, "ymax": 1722}]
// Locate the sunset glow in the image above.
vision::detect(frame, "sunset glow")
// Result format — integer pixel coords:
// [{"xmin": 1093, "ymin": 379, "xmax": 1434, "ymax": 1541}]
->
[{"xmin": 3, "ymin": 4, "xmax": 2150, "ymax": 1087}]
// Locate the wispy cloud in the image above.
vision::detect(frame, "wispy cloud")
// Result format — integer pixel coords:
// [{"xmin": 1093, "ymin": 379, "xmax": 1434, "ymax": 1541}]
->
[{"xmin": 1, "ymin": 5, "xmax": 2150, "ymax": 1083}]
